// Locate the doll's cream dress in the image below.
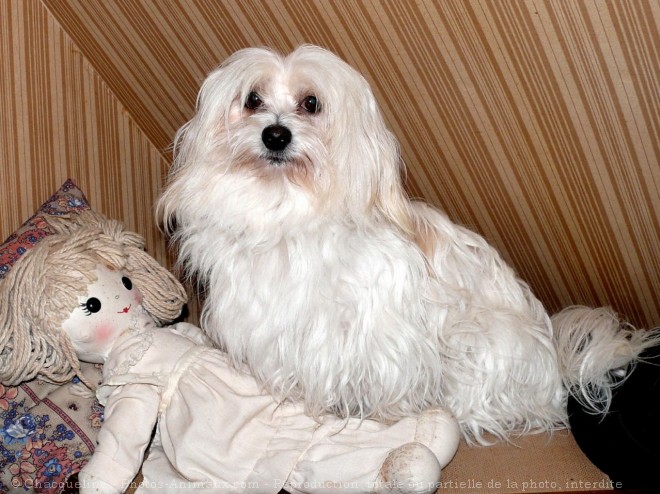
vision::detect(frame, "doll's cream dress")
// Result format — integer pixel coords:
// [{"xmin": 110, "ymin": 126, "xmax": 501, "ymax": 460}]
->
[{"xmin": 81, "ymin": 322, "xmax": 460, "ymax": 493}]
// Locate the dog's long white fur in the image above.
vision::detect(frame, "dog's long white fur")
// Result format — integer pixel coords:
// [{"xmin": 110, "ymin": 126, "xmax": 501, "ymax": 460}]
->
[{"xmin": 158, "ymin": 45, "xmax": 659, "ymax": 444}]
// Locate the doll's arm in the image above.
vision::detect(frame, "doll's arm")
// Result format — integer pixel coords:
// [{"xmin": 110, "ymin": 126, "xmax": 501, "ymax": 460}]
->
[
  {"xmin": 79, "ymin": 383, "xmax": 160, "ymax": 493},
  {"xmin": 170, "ymin": 321, "xmax": 213, "ymax": 346}
]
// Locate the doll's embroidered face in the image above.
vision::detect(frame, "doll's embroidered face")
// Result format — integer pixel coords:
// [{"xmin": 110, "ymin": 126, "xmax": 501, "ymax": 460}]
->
[{"xmin": 62, "ymin": 265, "xmax": 145, "ymax": 363}]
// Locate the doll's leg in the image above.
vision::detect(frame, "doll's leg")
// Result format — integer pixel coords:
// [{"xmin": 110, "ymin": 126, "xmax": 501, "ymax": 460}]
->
[{"xmin": 286, "ymin": 408, "xmax": 460, "ymax": 494}]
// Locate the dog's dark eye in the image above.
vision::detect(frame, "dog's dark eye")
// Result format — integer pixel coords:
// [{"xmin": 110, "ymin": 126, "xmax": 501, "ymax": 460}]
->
[
  {"xmin": 300, "ymin": 95, "xmax": 319, "ymax": 114},
  {"xmin": 245, "ymin": 92, "xmax": 263, "ymax": 110}
]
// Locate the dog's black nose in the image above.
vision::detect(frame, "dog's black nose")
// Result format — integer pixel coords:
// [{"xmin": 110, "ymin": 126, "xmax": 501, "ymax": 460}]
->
[{"xmin": 262, "ymin": 125, "xmax": 292, "ymax": 152}]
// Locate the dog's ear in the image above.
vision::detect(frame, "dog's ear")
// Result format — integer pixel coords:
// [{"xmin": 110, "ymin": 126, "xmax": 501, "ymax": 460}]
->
[
  {"xmin": 359, "ymin": 108, "xmax": 415, "ymax": 237},
  {"xmin": 159, "ymin": 47, "xmax": 283, "ymax": 231},
  {"xmin": 317, "ymin": 51, "xmax": 414, "ymax": 237}
]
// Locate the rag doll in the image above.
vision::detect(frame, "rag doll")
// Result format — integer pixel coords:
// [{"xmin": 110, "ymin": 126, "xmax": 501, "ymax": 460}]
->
[{"xmin": 0, "ymin": 210, "xmax": 460, "ymax": 493}]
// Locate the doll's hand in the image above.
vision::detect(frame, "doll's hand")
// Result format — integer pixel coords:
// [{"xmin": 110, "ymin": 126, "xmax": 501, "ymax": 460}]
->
[{"xmin": 78, "ymin": 470, "xmax": 121, "ymax": 494}]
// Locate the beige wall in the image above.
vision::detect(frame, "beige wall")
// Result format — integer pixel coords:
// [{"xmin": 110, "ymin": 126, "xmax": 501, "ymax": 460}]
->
[
  {"xmin": 0, "ymin": 0, "xmax": 171, "ymax": 264},
  {"xmin": 2, "ymin": 0, "xmax": 659, "ymax": 328},
  {"xmin": 0, "ymin": 0, "xmax": 200, "ymax": 321}
]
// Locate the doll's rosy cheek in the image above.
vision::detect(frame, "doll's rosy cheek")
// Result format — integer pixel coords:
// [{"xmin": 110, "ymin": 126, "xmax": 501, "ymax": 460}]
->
[
  {"xmin": 133, "ymin": 291, "xmax": 144, "ymax": 305},
  {"xmin": 94, "ymin": 323, "xmax": 115, "ymax": 343}
]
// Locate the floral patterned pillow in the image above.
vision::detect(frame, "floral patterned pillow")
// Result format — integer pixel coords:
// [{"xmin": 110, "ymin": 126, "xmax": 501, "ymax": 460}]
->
[
  {"xmin": 0, "ymin": 179, "xmax": 90, "ymax": 280},
  {"xmin": 0, "ymin": 180, "xmax": 102, "ymax": 493},
  {"xmin": 0, "ymin": 364, "xmax": 103, "ymax": 493}
]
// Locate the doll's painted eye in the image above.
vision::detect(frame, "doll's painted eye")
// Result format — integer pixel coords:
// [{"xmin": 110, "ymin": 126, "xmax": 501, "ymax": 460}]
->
[
  {"xmin": 80, "ymin": 297, "xmax": 102, "ymax": 316},
  {"xmin": 121, "ymin": 276, "xmax": 133, "ymax": 290}
]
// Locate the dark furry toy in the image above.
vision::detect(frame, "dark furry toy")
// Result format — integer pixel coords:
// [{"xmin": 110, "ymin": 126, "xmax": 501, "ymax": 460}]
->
[{"xmin": 569, "ymin": 343, "xmax": 660, "ymax": 490}]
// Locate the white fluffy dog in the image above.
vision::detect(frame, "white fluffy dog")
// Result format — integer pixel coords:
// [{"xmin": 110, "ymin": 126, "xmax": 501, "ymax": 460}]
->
[{"xmin": 158, "ymin": 45, "xmax": 658, "ymax": 444}]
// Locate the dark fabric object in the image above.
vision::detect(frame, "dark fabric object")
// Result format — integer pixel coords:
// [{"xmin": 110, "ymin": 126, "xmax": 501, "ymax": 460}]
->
[{"xmin": 568, "ymin": 344, "xmax": 660, "ymax": 490}]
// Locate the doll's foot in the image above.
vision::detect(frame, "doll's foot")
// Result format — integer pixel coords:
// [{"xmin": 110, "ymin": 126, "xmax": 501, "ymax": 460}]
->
[
  {"xmin": 376, "ymin": 442, "xmax": 441, "ymax": 493},
  {"xmin": 414, "ymin": 407, "xmax": 461, "ymax": 468}
]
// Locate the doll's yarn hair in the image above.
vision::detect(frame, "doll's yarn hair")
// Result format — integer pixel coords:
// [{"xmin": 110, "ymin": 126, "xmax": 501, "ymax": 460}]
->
[{"xmin": 0, "ymin": 211, "xmax": 187, "ymax": 387}]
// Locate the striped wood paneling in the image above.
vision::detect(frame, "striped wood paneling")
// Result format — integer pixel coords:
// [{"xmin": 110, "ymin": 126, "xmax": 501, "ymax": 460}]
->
[
  {"xmin": 4, "ymin": 0, "xmax": 660, "ymax": 328},
  {"xmin": 0, "ymin": 0, "xmax": 173, "ymax": 280}
]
